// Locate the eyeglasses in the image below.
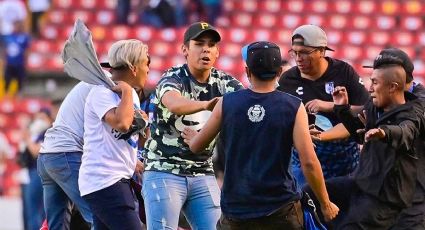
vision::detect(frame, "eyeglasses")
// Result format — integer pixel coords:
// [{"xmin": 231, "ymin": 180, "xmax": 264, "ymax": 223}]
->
[{"xmin": 288, "ymin": 48, "xmax": 319, "ymax": 58}]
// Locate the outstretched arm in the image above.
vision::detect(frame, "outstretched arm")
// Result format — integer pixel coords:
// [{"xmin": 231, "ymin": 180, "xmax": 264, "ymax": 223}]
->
[
  {"xmin": 162, "ymin": 91, "xmax": 219, "ymax": 115},
  {"xmin": 182, "ymin": 98, "xmax": 223, "ymax": 153}
]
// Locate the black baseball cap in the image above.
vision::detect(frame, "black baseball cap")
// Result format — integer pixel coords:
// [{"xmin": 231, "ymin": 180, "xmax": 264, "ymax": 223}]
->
[
  {"xmin": 242, "ymin": 41, "xmax": 282, "ymax": 79},
  {"xmin": 183, "ymin": 22, "xmax": 221, "ymax": 43},
  {"xmin": 363, "ymin": 48, "xmax": 414, "ymax": 83}
]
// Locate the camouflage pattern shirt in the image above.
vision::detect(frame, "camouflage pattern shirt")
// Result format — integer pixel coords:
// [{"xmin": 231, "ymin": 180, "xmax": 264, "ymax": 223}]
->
[{"xmin": 144, "ymin": 64, "xmax": 244, "ymax": 176}]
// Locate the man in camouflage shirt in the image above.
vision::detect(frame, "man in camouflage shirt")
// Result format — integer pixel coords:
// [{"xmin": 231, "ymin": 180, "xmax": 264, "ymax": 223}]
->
[{"xmin": 142, "ymin": 22, "xmax": 244, "ymax": 229}]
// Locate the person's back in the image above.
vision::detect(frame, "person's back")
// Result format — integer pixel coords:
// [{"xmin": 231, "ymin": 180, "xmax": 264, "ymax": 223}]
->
[
  {"xmin": 221, "ymin": 89, "xmax": 301, "ymax": 218},
  {"xmin": 184, "ymin": 41, "xmax": 339, "ymax": 230},
  {"xmin": 40, "ymin": 82, "xmax": 93, "ymax": 153},
  {"xmin": 37, "ymin": 82, "xmax": 94, "ymax": 230}
]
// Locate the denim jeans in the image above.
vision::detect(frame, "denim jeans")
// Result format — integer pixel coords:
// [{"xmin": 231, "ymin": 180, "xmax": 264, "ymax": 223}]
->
[
  {"xmin": 37, "ymin": 152, "xmax": 93, "ymax": 229},
  {"xmin": 142, "ymin": 171, "xmax": 221, "ymax": 230},
  {"xmin": 22, "ymin": 166, "xmax": 45, "ymax": 230}
]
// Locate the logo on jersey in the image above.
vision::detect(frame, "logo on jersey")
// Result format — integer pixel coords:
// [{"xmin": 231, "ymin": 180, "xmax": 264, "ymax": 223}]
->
[
  {"xmin": 325, "ymin": 82, "xmax": 335, "ymax": 94},
  {"xmin": 247, "ymin": 105, "xmax": 265, "ymax": 122},
  {"xmin": 175, "ymin": 110, "xmax": 212, "ymax": 132},
  {"xmin": 296, "ymin": 87, "xmax": 303, "ymax": 95}
]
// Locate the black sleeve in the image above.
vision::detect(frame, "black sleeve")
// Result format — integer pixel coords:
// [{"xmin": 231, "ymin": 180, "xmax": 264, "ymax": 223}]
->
[
  {"xmin": 380, "ymin": 102, "xmax": 425, "ymax": 152},
  {"xmin": 346, "ymin": 65, "xmax": 370, "ymax": 105},
  {"xmin": 333, "ymin": 104, "xmax": 365, "ymax": 144}
]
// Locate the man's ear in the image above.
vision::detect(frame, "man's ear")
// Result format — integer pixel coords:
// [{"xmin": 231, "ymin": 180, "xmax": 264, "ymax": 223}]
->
[
  {"xmin": 130, "ymin": 65, "xmax": 137, "ymax": 77},
  {"xmin": 245, "ymin": 66, "xmax": 251, "ymax": 81},
  {"xmin": 181, "ymin": 43, "xmax": 188, "ymax": 58},
  {"xmin": 389, "ymin": 82, "xmax": 399, "ymax": 93}
]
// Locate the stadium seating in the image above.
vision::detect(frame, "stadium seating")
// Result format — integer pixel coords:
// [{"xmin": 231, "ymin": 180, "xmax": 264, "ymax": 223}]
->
[{"xmin": 26, "ymin": 0, "xmax": 425, "ymax": 87}]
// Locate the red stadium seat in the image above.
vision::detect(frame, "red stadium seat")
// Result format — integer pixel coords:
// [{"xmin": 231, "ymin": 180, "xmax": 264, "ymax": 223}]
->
[
  {"xmin": 341, "ymin": 46, "xmax": 362, "ymax": 61},
  {"xmin": 326, "ymin": 30, "xmax": 343, "ymax": 46},
  {"xmin": 79, "ymin": 0, "xmax": 97, "ymax": 9},
  {"xmin": 249, "ymin": 29, "xmax": 272, "ymax": 42},
  {"xmin": 347, "ymin": 31, "xmax": 366, "ymax": 46},
  {"xmin": 375, "ymin": 16, "xmax": 396, "ymax": 30},
  {"xmin": 368, "ymin": 31, "xmax": 390, "ymax": 46},
  {"xmin": 332, "ymin": 0, "xmax": 352, "ymax": 14},
  {"xmin": 273, "ymin": 29, "xmax": 292, "ymax": 45},
  {"xmin": 222, "ymin": 28, "xmax": 248, "ymax": 44},
  {"xmin": 134, "ymin": 27, "xmax": 154, "ymax": 42},
  {"xmin": 327, "ymin": 14, "xmax": 348, "ymax": 29},
  {"xmin": 416, "ymin": 32, "xmax": 425, "ymax": 46},
  {"xmin": 216, "ymin": 56, "xmax": 238, "ymax": 73},
  {"xmin": 221, "ymin": 43, "xmax": 242, "ymax": 58},
  {"xmin": 40, "ymin": 25, "xmax": 59, "ymax": 40},
  {"xmin": 158, "ymin": 28, "xmax": 178, "ymax": 42},
  {"xmin": 309, "ymin": 0, "xmax": 329, "ymax": 14},
  {"xmin": 381, "ymin": 1, "xmax": 399, "ymax": 15},
  {"xmin": 111, "ymin": 26, "xmax": 132, "ymax": 40},
  {"xmin": 91, "ymin": 25, "xmax": 106, "ymax": 41},
  {"xmin": 102, "ymin": 0, "xmax": 115, "ymax": 10},
  {"xmin": 231, "ymin": 13, "xmax": 253, "ymax": 28},
  {"xmin": 47, "ymin": 10, "xmax": 70, "ymax": 25},
  {"xmin": 350, "ymin": 16, "xmax": 371, "ymax": 30},
  {"xmin": 151, "ymin": 42, "xmax": 171, "ymax": 57},
  {"xmin": 72, "ymin": 10, "xmax": 95, "ymax": 24},
  {"xmin": 285, "ymin": 0, "xmax": 305, "ymax": 13},
  {"xmin": 53, "ymin": 0, "xmax": 73, "ymax": 9},
  {"xmin": 279, "ymin": 14, "xmax": 302, "ymax": 29},
  {"xmin": 27, "ymin": 53, "xmax": 46, "ymax": 70},
  {"xmin": 304, "ymin": 15, "xmax": 324, "ymax": 27},
  {"xmin": 401, "ymin": 16, "xmax": 422, "ymax": 31},
  {"xmin": 259, "ymin": 0, "xmax": 282, "ymax": 13},
  {"xmin": 234, "ymin": 0, "xmax": 257, "ymax": 13},
  {"xmin": 365, "ymin": 46, "xmax": 385, "ymax": 60},
  {"xmin": 403, "ymin": 1, "xmax": 422, "ymax": 14},
  {"xmin": 355, "ymin": 1, "xmax": 376, "ymax": 14},
  {"xmin": 392, "ymin": 32, "xmax": 414, "ymax": 46},
  {"xmin": 253, "ymin": 14, "xmax": 277, "ymax": 29},
  {"xmin": 222, "ymin": 0, "xmax": 234, "ymax": 12},
  {"xmin": 96, "ymin": 10, "xmax": 114, "ymax": 25}
]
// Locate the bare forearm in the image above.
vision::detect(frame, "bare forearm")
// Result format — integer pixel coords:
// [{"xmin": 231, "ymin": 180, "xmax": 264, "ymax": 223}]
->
[
  {"xmin": 166, "ymin": 98, "xmax": 207, "ymax": 115},
  {"xmin": 302, "ymin": 161, "xmax": 330, "ymax": 207},
  {"xmin": 114, "ymin": 90, "xmax": 134, "ymax": 130}
]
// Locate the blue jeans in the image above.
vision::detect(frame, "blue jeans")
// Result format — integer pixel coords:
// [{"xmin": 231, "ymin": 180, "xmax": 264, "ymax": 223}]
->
[
  {"xmin": 142, "ymin": 171, "xmax": 221, "ymax": 230},
  {"xmin": 37, "ymin": 152, "xmax": 93, "ymax": 229},
  {"xmin": 22, "ymin": 166, "xmax": 45, "ymax": 230}
]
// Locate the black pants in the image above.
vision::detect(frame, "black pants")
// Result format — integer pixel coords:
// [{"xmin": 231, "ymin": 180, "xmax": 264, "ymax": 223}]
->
[
  {"xmin": 391, "ymin": 185, "xmax": 425, "ymax": 230},
  {"xmin": 4, "ymin": 65, "xmax": 25, "ymax": 92},
  {"xmin": 83, "ymin": 179, "xmax": 142, "ymax": 230},
  {"xmin": 304, "ymin": 177, "xmax": 402, "ymax": 230},
  {"xmin": 217, "ymin": 201, "xmax": 304, "ymax": 230}
]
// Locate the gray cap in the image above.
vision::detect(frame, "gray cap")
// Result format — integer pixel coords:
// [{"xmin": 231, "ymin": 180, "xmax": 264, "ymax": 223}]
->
[{"xmin": 292, "ymin": 24, "xmax": 334, "ymax": 51}]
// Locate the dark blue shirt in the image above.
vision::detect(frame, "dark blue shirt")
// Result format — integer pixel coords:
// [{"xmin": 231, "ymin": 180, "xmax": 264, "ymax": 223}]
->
[
  {"xmin": 220, "ymin": 89, "xmax": 302, "ymax": 219},
  {"xmin": 1, "ymin": 32, "xmax": 30, "ymax": 66}
]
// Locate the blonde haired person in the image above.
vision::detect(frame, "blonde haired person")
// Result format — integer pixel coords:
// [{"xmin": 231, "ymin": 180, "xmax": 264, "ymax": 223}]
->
[{"xmin": 78, "ymin": 39, "xmax": 149, "ymax": 229}]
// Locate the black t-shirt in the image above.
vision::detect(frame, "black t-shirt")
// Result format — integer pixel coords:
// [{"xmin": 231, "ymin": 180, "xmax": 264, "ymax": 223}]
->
[{"xmin": 277, "ymin": 57, "xmax": 369, "ymax": 126}]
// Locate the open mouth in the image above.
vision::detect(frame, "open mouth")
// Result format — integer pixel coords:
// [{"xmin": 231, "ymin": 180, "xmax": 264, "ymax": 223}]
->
[{"xmin": 201, "ymin": 57, "xmax": 211, "ymax": 63}]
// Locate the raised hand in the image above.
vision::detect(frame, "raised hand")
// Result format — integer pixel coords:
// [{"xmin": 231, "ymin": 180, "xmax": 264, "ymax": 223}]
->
[
  {"xmin": 305, "ymin": 99, "xmax": 334, "ymax": 113},
  {"xmin": 364, "ymin": 128, "xmax": 386, "ymax": 142},
  {"xmin": 332, "ymin": 86, "xmax": 349, "ymax": 105}
]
